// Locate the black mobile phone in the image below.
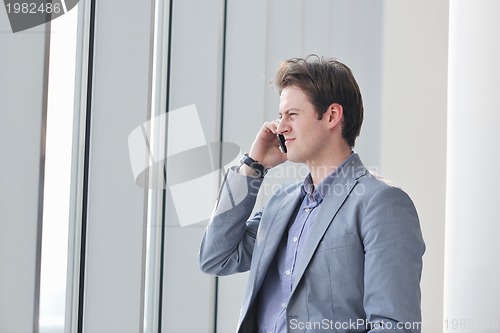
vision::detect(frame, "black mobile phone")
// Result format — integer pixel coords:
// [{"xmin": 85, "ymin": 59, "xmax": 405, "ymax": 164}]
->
[{"xmin": 277, "ymin": 134, "xmax": 287, "ymax": 153}]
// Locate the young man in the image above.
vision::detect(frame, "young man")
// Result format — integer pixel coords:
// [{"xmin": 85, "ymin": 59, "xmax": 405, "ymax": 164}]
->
[{"xmin": 199, "ymin": 55, "xmax": 425, "ymax": 333}]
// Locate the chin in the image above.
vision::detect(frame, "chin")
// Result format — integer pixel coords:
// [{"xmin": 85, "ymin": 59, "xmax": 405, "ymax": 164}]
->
[{"xmin": 285, "ymin": 152, "xmax": 303, "ymax": 164}]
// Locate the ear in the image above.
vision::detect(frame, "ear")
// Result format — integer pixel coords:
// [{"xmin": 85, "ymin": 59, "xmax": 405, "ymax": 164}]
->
[{"xmin": 325, "ymin": 103, "xmax": 343, "ymax": 129}]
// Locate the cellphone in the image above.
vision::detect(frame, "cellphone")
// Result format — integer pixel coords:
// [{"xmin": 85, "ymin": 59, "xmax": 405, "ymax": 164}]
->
[{"xmin": 277, "ymin": 134, "xmax": 287, "ymax": 153}]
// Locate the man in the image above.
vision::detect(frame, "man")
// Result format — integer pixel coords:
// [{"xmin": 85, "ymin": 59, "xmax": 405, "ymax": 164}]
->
[{"xmin": 199, "ymin": 55, "xmax": 425, "ymax": 333}]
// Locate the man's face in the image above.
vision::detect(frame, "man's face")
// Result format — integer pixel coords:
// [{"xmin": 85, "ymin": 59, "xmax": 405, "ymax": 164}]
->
[{"xmin": 278, "ymin": 86, "xmax": 330, "ymax": 165}]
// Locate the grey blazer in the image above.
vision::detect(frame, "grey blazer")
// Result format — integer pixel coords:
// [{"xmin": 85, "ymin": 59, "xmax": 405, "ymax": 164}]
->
[{"xmin": 199, "ymin": 153, "xmax": 425, "ymax": 333}]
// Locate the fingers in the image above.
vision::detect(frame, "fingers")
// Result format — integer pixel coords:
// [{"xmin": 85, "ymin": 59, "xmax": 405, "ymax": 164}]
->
[
  {"xmin": 249, "ymin": 119, "xmax": 286, "ymax": 166},
  {"xmin": 263, "ymin": 119, "xmax": 281, "ymax": 135},
  {"xmin": 245, "ymin": 119, "xmax": 288, "ymax": 172}
]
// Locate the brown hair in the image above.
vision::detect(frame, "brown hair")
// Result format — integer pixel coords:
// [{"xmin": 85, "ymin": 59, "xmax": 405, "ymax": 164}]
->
[{"xmin": 274, "ymin": 55, "xmax": 364, "ymax": 148}]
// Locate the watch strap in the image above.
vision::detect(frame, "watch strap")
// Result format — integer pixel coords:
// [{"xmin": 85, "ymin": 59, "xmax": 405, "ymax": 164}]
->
[{"xmin": 240, "ymin": 153, "xmax": 268, "ymax": 178}]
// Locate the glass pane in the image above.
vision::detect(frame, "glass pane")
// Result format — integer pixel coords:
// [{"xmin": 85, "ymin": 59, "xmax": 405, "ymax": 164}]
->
[{"xmin": 38, "ymin": 5, "xmax": 79, "ymax": 333}]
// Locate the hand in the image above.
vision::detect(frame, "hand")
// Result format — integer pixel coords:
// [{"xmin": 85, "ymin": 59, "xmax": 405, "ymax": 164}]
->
[{"xmin": 241, "ymin": 120, "xmax": 287, "ymax": 176}]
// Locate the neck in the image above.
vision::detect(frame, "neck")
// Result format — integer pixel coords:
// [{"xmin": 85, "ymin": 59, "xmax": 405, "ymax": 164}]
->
[{"xmin": 307, "ymin": 147, "xmax": 352, "ymax": 187}]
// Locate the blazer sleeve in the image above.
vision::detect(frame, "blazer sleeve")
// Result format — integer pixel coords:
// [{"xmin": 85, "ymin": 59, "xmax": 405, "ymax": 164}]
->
[
  {"xmin": 361, "ymin": 186, "xmax": 426, "ymax": 333},
  {"xmin": 198, "ymin": 167, "xmax": 264, "ymax": 276}
]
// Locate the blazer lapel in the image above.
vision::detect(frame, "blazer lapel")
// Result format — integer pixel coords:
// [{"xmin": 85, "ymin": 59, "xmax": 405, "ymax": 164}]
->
[
  {"xmin": 243, "ymin": 183, "xmax": 302, "ymax": 309},
  {"xmin": 291, "ymin": 155, "xmax": 367, "ymax": 293},
  {"xmin": 254, "ymin": 185, "xmax": 300, "ymax": 289}
]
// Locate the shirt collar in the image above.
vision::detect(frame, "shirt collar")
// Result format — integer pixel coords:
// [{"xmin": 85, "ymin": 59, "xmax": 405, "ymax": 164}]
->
[{"xmin": 300, "ymin": 152, "xmax": 356, "ymax": 200}]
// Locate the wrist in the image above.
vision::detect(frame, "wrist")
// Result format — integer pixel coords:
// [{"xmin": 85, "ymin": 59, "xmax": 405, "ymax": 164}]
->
[
  {"xmin": 239, "ymin": 153, "xmax": 269, "ymax": 178},
  {"xmin": 239, "ymin": 164, "xmax": 259, "ymax": 177}
]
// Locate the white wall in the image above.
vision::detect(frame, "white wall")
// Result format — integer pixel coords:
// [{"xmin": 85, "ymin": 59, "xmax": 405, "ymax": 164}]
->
[
  {"xmin": 380, "ymin": 1, "xmax": 448, "ymax": 331},
  {"xmin": 445, "ymin": 1, "xmax": 500, "ymax": 331}
]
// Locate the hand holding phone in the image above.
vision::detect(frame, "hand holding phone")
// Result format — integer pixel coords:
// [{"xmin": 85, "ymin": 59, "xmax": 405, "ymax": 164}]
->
[
  {"xmin": 277, "ymin": 134, "xmax": 287, "ymax": 153},
  {"xmin": 242, "ymin": 121, "xmax": 287, "ymax": 176}
]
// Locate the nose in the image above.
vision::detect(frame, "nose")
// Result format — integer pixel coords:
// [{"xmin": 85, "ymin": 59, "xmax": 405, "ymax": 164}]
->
[{"xmin": 276, "ymin": 118, "xmax": 290, "ymax": 135}]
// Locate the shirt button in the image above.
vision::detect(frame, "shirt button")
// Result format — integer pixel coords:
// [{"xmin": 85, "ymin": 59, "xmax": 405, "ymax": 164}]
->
[
  {"xmin": 281, "ymin": 302, "xmax": 287, "ymax": 308},
  {"xmin": 304, "ymin": 207, "xmax": 311, "ymax": 212},
  {"xmin": 285, "ymin": 269, "xmax": 291, "ymax": 276},
  {"xmin": 293, "ymin": 236, "xmax": 298, "ymax": 242}
]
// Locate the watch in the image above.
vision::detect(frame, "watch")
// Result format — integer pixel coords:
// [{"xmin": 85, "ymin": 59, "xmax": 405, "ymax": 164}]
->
[{"xmin": 240, "ymin": 153, "xmax": 268, "ymax": 178}]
